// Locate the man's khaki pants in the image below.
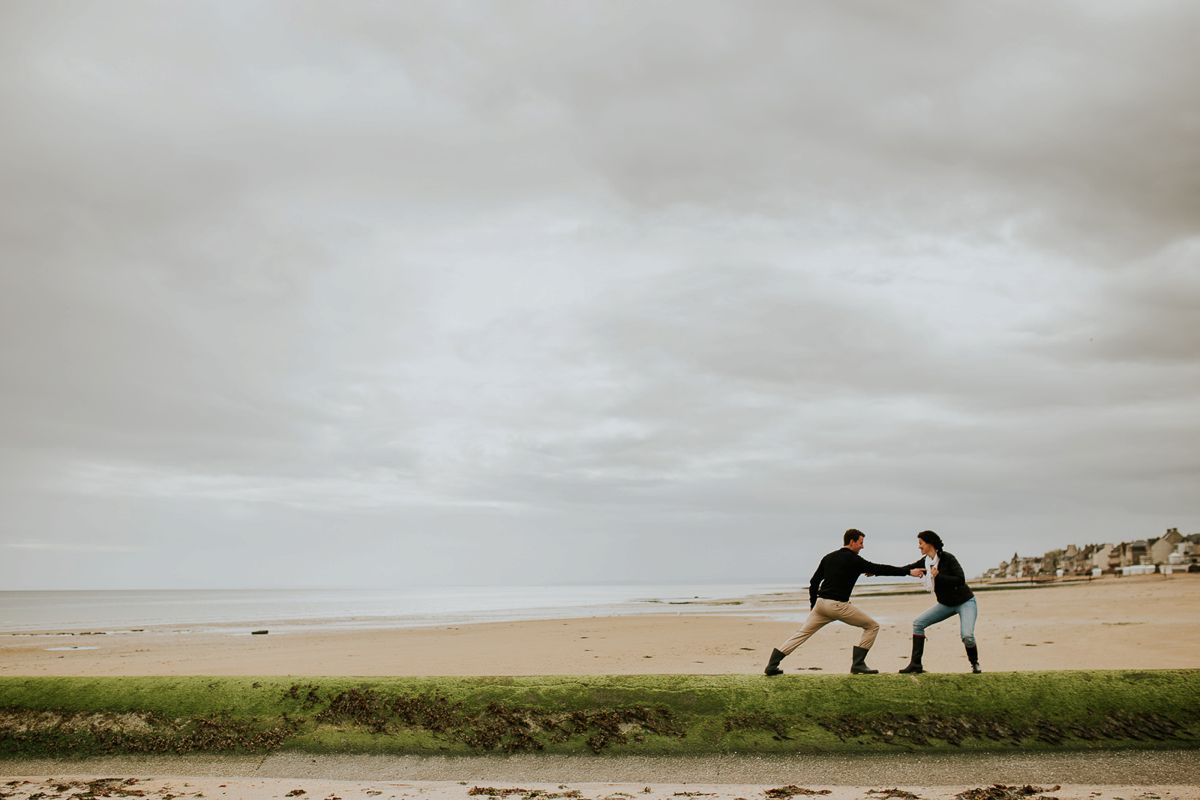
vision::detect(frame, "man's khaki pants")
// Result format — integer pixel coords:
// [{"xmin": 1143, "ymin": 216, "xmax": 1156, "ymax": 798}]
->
[{"xmin": 778, "ymin": 598, "xmax": 880, "ymax": 654}]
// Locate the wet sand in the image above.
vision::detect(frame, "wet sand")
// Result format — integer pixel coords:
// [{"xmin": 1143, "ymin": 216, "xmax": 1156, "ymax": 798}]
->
[{"xmin": 2, "ymin": 574, "xmax": 1197, "ymax": 676}]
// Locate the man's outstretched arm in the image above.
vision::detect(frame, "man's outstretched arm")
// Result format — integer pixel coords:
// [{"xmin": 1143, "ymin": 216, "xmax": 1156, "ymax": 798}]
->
[{"xmin": 857, "ymin": 555, "xmax": 911, "ymax": 577}]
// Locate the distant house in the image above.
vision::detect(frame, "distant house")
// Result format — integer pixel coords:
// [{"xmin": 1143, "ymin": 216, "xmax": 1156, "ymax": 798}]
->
[
  {"xmin": 1060, "ymin": 548, "xmax": 1089, "ymax": 574},
  {"xmin": 998, "ymin": 551, "xmax": 1043, "ymax": 579},
  {"xmin": 1122, "ymin": 540, "xmax": 1150, "ymax": 567},
  {"xmin": 982, "ymin": 560, "xmax": 1009, "ymax": 580},
  {"xmin": 1028, "ymin": 543, "xmax": 1094, "ymax": 576},
  {"xmin": 1151, "ymin": 528, "xmax": 1185, "ymax": 565},
  {"xmin": 1059, "ymin": 543, "xmax": 1101, "ymax": 576},
  {"xmin": 1092, "ymin": 544, "xmax": 1121, "ymax": 573},
  {"xmin": 1079, "ymin": 543, "xmax": 1103, "ymax": 572}
]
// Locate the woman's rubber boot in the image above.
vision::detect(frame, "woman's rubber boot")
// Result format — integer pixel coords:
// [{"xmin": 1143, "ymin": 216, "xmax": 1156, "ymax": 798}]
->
[
  {"xmin": 898, "ymin": 635, "xmax": 926, "ymax": 674},
  {"xmin": 850, "ymin": 646, "xmax": 879, "ymax": 674},
  {"xmin": 965, "ymin": 644, "xmax": 982, "ymax": 674},
  {"xmin": 764, "ymin": 648, "xmax": 786, "ymax": 677}
]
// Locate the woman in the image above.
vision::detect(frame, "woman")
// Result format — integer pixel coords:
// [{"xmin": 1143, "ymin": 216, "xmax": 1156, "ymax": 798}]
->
[{"xmin": 899, "ymin": 530, "xmax": 981, "ymax": 674}]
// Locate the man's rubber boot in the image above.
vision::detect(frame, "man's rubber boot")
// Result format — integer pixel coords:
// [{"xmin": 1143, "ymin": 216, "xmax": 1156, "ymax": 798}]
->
[
  {"xmin": 850, "ymin": 645, "xmax": 879, "ymax": 674},
  {"xmin": 764, "ymin": 648, "xmax": 786, "ymax": 677},
  {"xmin": 898, "ymin": 634, "xmax": 926, "ymax": 674},
  {"xmin": 965, "ymin": 644, "xmax": 982, "ymax": 674}
]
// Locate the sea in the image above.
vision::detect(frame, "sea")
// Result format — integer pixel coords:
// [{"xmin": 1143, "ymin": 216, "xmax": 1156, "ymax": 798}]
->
[{"xmin": 0, "ymin": 578, "xmax": 916, "ymax": 635}]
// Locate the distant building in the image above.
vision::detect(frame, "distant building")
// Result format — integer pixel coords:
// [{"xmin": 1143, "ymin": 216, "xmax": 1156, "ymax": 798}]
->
[
  {"xmin": 1122, "ymin": 540, "xmax": 1150, "ymax": 567},
  {"xmin": 978, "ymin": 527, "xmax": 1199, "ymax": 580},
  {"xmin": 1092, "ymin": 544, "xmax": 1121, "ymax": 573},
  {"xmin": 1151, "ymin": 528, "xmax": 1185, "ymax": 565}
]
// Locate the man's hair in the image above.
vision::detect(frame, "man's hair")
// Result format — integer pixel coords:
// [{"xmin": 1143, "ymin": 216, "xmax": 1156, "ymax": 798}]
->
[
  {"xmin": 917, "ymin": 530, "xmax": 944, "ymax": 551},
  {"xmin": 843, "ymin": 529, "xmax": 865, "ymax": 546}
]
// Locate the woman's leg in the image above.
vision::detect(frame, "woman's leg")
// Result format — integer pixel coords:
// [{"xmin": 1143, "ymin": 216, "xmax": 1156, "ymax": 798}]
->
[
  {"xmin": 957, "ymin": 597, "xmax": 978, "ymax": 647},
  {"xmin": 957, "ymin": 598, "xmax": 981, "ymax": 672},
  {"xmin": 902, "ymin": 602, "xmax": 956, "ymax": 673},
  {"xmin": 912, "ymin": 602, "xmax": 956, "ymax": 636}
]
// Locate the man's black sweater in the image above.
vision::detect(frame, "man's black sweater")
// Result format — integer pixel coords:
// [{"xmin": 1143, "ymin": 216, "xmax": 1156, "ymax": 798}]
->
[{"xmin": 809, "ymin": 547, "xmax": 910, "ymax": 608}]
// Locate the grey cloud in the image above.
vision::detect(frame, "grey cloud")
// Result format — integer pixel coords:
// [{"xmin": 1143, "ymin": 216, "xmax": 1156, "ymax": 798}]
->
[
  {"xmin": 1, "ymin": 1, "xmax": 1196, "ymax": 588},
  {"xmin": 1067, "ymin": 241, "xmax": 1200, "ymax": 364}
]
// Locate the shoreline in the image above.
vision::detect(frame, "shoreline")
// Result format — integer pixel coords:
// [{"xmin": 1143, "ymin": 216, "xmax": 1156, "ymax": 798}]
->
[
  {"xmin": 0, "ymin": 582, "xmax": 810, "ymax": 638},
  {"xmin": 1, "ymin": 573, "xmax": 1196, "ymax": 676},
  {"xmin": 0, "ymin": 573, "xmax": 1149, "ymax": 639}
]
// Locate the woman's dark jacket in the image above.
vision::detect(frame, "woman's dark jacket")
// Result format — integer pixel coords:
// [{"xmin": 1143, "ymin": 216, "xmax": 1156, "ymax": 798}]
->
[{"xmin": 905, "ymin": 549, "xmax": 975, "ymax": 607}]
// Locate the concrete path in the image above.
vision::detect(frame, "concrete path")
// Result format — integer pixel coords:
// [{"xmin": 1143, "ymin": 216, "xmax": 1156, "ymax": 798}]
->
[{"xmin": 0, "ymin": 774, "xmax": 1197, "ymax": 800}]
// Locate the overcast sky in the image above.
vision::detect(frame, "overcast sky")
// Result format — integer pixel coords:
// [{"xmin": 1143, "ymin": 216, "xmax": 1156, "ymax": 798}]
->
[{"xmin": 2, "ymin": 1, "xmax": 1197, "ymax": 590}]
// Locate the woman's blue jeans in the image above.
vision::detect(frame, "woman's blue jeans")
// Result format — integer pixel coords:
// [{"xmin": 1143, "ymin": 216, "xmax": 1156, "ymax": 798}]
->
[{"xmin": 912, "ymin": 597, "xmax": 977, "ymax": 647}]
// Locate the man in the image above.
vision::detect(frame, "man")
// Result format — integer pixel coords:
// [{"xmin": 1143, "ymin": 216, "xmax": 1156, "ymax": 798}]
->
[{"xmin": 764, "ymin": 529, "xmax": 919, "ymax": 676}]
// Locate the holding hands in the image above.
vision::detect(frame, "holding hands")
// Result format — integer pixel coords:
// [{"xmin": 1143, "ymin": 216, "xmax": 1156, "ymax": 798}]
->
[{"xmin": 909, "ymin": 568, "xmax": 925, "ymax": 577}]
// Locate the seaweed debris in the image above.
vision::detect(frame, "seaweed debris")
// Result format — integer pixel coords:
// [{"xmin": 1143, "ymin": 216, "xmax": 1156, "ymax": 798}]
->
[
  {"xmin": 723, "ymin": 711, "xmax": 792, "ymax": 741},
  {"xmin": 316, "ymin": 688, "xmax": 685, "ymax": 753},
  {"xmin": 467, "ymin": 789, "xmax": 582, "ymax": 799},
  {"xmin": 955, "ymin": 786, "xmax": 1061, "ymax": 800},
  {"xmin": 0, "ymin": 708, "xmax": 297, "ymax": 755},
  {"xmin": 820, "ymin": 711, "xmax": 1183, "ymax": 746},
  {"xmin": 283, "ymin": 683, "xmax": 323, "ymax": 708}
]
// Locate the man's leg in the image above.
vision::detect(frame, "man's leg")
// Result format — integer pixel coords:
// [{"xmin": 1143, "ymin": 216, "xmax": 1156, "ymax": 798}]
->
[
  {"xmin": 831, "ymin": 601, "xmax": 882, "ymax": 673},
  {"xmin": 766, "ymin": 600, "xmax": 836, "ymax": 675},
  {"xmin": 835, "ymin": 601, "xmax": 881, "ymax": 649}
]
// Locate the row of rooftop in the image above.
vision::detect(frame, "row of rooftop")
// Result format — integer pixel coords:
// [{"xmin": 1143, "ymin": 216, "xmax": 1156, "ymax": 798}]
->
[{"xmin": 980, "ymin": 527, "xmax": 1200, "ymax": 579}]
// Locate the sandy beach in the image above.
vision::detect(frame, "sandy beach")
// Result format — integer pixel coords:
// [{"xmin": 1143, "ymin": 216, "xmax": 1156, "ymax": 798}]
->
[
  {"xmin": 3, "ymin": 574, "xmax": 1197, "ymax": 676},
  {"xmin": 1, "ymin": 776, "xmax": 1196, "ymax": 800}
]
